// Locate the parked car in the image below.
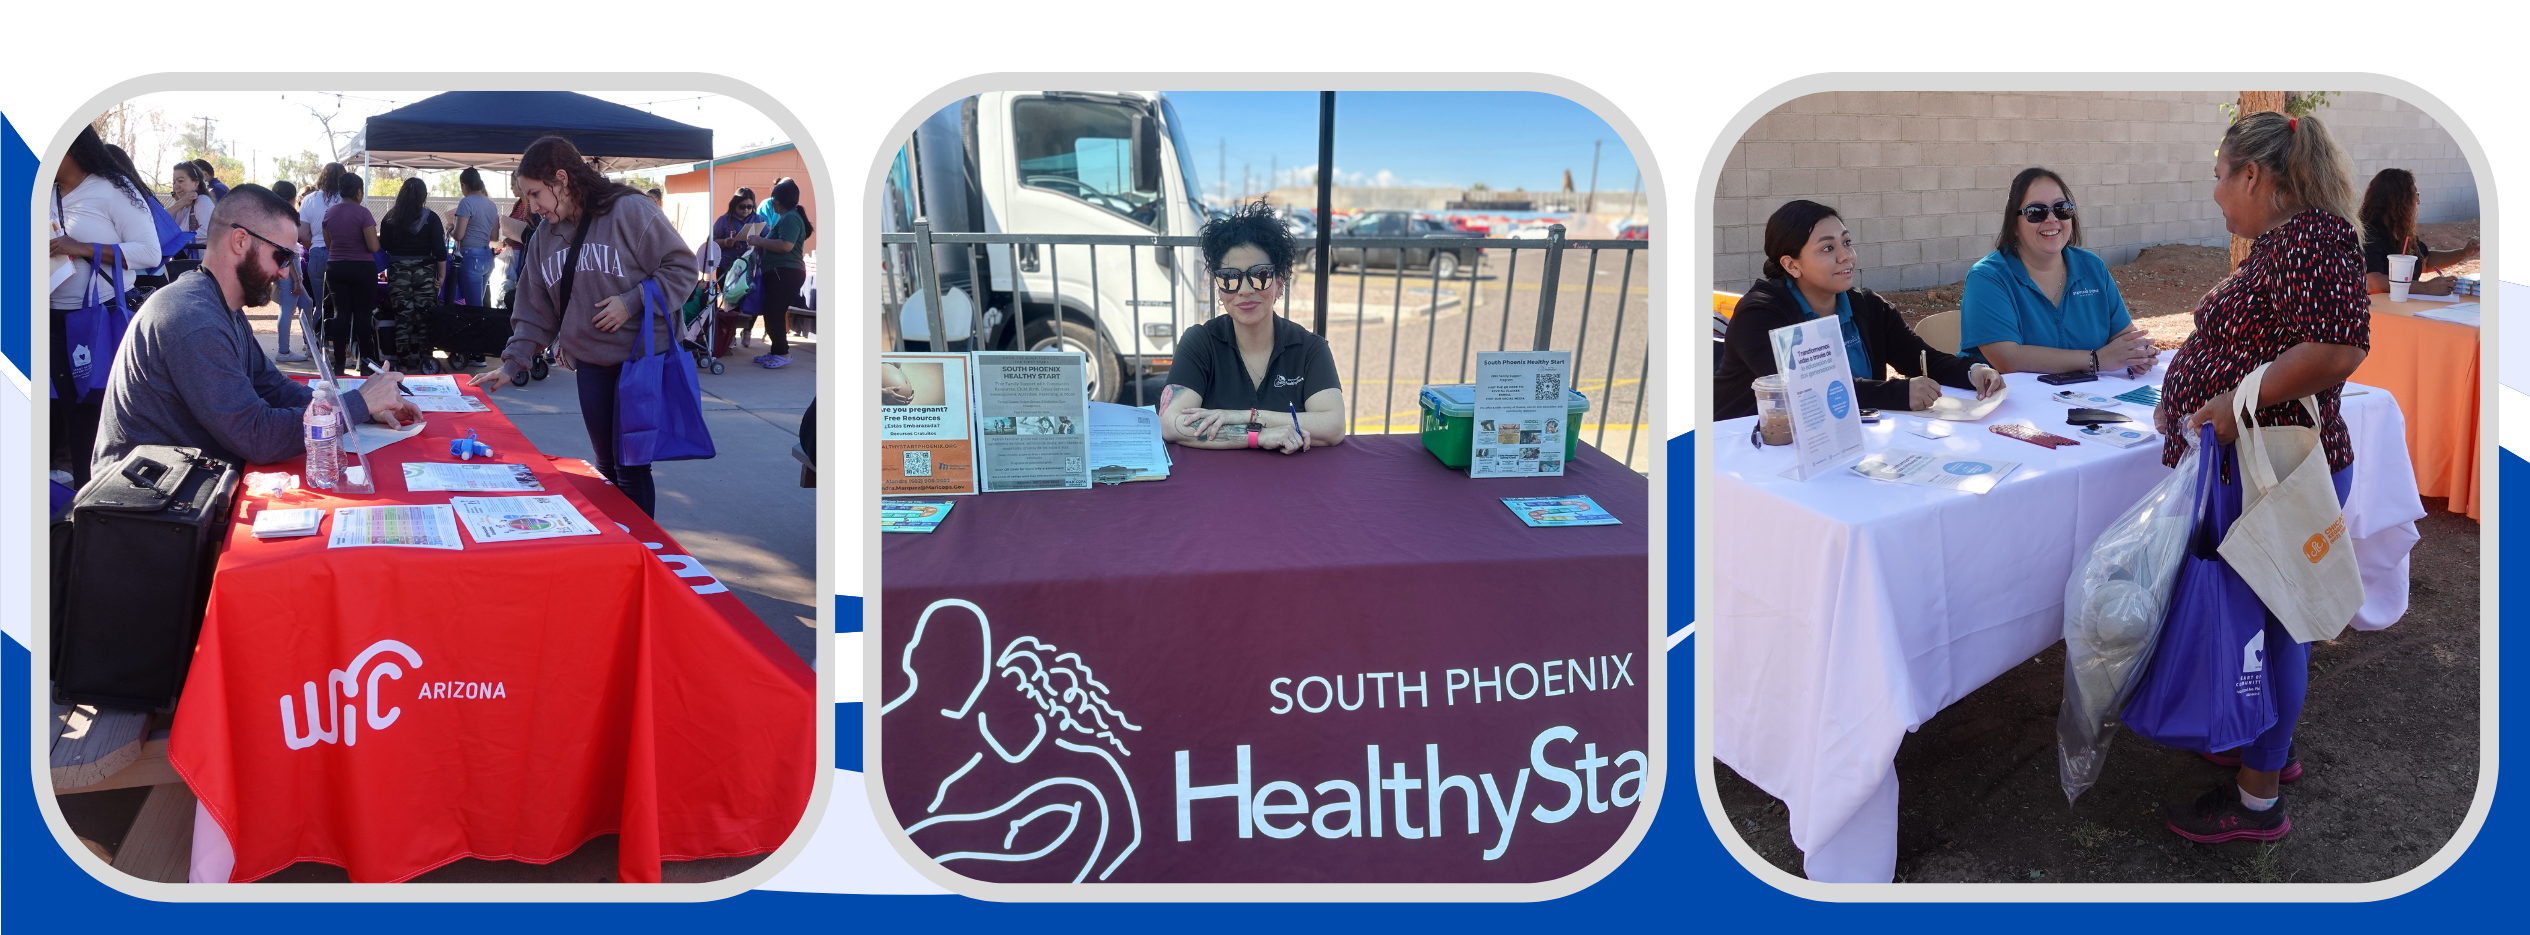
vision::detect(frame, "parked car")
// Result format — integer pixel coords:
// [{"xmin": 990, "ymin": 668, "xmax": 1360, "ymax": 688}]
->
[{"xmin": 1306, "ymin": 210, "xmax": 1486, "ymax": 279}]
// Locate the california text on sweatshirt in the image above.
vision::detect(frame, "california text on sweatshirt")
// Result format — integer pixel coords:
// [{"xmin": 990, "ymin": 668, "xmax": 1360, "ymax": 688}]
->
[{"xmin": 504, "ymin": 192, "xmax": 700, "ymax": 374}]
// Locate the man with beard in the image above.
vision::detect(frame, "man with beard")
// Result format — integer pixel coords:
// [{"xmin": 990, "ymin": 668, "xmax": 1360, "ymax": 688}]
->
[{"xmin": 92, "ymin": 184, "xmax": 417, "ymax": 477}]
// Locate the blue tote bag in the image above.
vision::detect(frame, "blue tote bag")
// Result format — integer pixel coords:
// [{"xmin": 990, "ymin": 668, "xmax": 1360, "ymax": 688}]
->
[
  {"xmin": 64, "ymin": 245, "xmax": 132, "ymax": 401},
  {"xmin": 616, "ymin": 280, "xmax": 716, "ymax": 466},
  {"xmin": 2123, "ymin": 423, "xmax": 2278, "ymax": 753}
]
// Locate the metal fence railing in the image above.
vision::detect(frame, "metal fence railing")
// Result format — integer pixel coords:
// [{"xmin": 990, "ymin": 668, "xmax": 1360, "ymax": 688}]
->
[{"xmin": 879, "ymin": 222, "xmax": 1652, "ymax": 471}]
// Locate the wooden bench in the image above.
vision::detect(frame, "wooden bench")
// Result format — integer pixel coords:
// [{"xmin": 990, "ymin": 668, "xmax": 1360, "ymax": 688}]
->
[{"xmin": 53, "ymin": 704, "xmax": 194, "ymax": 882}]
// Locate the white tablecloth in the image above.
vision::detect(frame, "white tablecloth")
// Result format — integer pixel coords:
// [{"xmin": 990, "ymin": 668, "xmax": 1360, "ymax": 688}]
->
[{"xmin": 1709, "ymin": 367, "xmax": 2425, "ymax": 882}]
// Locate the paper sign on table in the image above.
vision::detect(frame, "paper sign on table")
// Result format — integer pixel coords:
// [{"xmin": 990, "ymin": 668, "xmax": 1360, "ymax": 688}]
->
[
  {"xmin": 1766, "ymin": 318, "xmax": 1866, "ymax": 480},
  {"xmin": 448, "ymin": 495, "xmax": 603, "ymax": 543},
  {"xmin": 881, "ymin": 352, "xmax": 981, "ymax": 496},
  {"xmin": 328, "ymin": 504, "xmax": 464, "ymax": 549},
  {"xmin": 1086, "ymin": 400, "xmax": 1170, "ymax": 483},
  {"xmin": 1847, "ymin": 449, "xmax": 2021, "ymax": 494},
  {"xmin": 1502, "ymin": 495, "xmax": 1620, "ymax": 527},
  {"xmin": 403, "ymin": 462, "xmax": 543, "ymax": 492},
  {"xmin": 973, "ymin": 351, "xmax": 1091, "ymax": 492},
  {"xmin": 2415, "ymin": 302, "xmax": 2480, "ymax": 326},
  {"xmin": 398, "ymin": 374, "xmax": 463, "ymax": 396},
  {"xmin": 406, "ymin": 395, "xmax": 493, "ymax": 413},
  {"xmin": 880, "ymin": 500, "xmax": 957, "ymax": 533},
  {"xmin": 349, "ymin": 420, "xmax": 427, "ymax": 455},
  {"xmin": 1470, "ymin": 350, "xmax": 1573, "ymax": 478}
]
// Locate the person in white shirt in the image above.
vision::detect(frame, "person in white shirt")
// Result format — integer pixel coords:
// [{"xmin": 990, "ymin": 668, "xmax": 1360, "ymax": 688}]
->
[
  {"xmin": 168, "ymin": 161, "xmax": 216, "ymax": 252},
  {"xmin": 49, "ymin": 126, "xmax": 167, "ymax": 486},
  {"xmin": 297, "ymin": 161, "xmax": 345, "ymax": 343}
]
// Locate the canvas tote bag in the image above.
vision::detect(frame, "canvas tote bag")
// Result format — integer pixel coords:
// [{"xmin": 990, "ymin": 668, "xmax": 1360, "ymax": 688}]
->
[{"xmin": 2215, "ymin": 362, "xmax": 2364, "ymax": 643}]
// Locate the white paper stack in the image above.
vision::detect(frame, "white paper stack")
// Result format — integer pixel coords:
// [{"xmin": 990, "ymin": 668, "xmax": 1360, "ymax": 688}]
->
[{"xmin": 251, "ymin": 508, "xmax": 324, "ymax": 539}]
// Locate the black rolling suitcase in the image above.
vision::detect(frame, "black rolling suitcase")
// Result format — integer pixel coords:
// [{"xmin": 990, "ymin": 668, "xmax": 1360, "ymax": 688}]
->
[{"xmin": 53, "ymin": 445, "xmax": 241, "ymax": 711}]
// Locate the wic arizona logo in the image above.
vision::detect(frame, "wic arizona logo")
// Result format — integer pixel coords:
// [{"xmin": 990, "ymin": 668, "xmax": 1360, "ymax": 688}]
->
[
  {"xmin": 281, "ymin": 639, "xmax": 507, "ymax": 750},
  {"xmin": 2303, "ymin": 516, "xmax": 2347, "ymax": 563}
]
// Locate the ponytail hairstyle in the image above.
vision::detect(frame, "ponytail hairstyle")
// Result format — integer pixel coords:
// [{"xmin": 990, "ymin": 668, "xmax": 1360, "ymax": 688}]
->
[
  {"xmin": 2357, "ymin": 168, "xmax": 2420, "ymax": 252},
  {"xmin": 770, "ymin": 178, "xmax": 813, "ymax": 240},
  {"xmin": 1759, "ymin": 199, "xmax": 1842, "ymax": 282},
  {"xmin": 336, "ymin": 171, "xmax": 365, "ymax": 202},
  {"xmin": 515, "ymin": 135, "xmax": 640, "ymax": 217},
  {"xmin": 2219, "ymin": 111, "xmax": 2359, "ymax": 241},
  {"xmin": 271, "ymin": 179, "xmax": 297, "ymax": 205},
  {"xmin": 458, "ymin": 166, "xmax": 487, "ymax": 195}
]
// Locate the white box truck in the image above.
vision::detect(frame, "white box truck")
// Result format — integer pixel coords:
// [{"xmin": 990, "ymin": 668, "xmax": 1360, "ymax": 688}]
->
[{"xmin": 884, "ymin": 91, "xmax": 1211, "ymax": 404}]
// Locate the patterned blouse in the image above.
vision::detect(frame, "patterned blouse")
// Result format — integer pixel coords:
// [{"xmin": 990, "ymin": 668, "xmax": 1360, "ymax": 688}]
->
[{"xmin": 2159, "ymin": 210, "xmax": 2371, "ymax": 471}]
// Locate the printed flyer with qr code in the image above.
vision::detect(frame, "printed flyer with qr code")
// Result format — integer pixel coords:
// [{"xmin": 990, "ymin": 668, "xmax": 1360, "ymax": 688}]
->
[
  {"xmin": 1470, "ymin": 350, "xmax": 1572, "ymax": 478},
  {"xmin": 881, "ymin": 352, "xmax": 980, "ymax": 496}
]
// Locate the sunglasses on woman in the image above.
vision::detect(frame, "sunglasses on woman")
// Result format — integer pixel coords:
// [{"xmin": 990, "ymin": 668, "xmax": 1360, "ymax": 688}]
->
[
  {"xmin": 2019, "ymin": 200, "xmax": 2077, "ymax": 223},
  {"xmin": 1213, "ymin": 264, "xmax": 1281, "ymax": 294}
]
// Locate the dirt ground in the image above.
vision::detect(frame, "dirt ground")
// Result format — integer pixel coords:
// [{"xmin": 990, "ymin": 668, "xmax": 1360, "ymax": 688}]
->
[
  {"xmin": 1715, "ymin": 496, "xmax": 2482, "ymax": 883},
  {"xmin": 1880, "ymin": 220, "xmax": 2483, "ymax": 350}
]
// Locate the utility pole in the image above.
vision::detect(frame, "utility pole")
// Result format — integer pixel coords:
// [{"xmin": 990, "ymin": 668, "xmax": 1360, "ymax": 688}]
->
[
  {"xmin": 1270, "ymin": 156, "xmax": 1277, "ymax": 200},
  {"xmin": 1218, "ymin": 138, "xmax": 1227, "ymax": 208},
  {"xmin": 1243, "ymin": 163, "xmax": 1251, "ymax": 203},
  {"xmin": 1585, "ymin": 139, "xmax": 1601, "ymax": 214}
]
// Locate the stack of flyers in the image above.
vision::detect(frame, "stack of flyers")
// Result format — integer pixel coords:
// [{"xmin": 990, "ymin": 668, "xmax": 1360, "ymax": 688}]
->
[
  {"xmin": 407, "ymin": 395, "xmax": 493, "ymax": 413},
  {"xmin": 404, "ymin": 462, "xmax": 543, "ymax": 492},
  {"xmin": 1501, "ymin": 495, "xmax": 1620, "ymax": 527},
  {"xmin": 328, "ymin": 504, "xmax": 464, "ymax": 550},
  {"xmin": 399, "ymin": 374, "xmax": 463, "ymax": 396},
  {"xmin": 252, "ymin": 507, "xmax": 324, "ymax": 538},
  {"xmin": 881, "ymin": 500, "xmax": 956, "ymax": 533}
]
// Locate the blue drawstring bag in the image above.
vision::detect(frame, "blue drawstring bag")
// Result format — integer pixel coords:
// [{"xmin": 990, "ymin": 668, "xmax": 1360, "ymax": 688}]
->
[
  {"xmin": 616, "ymin": 280, "xmax": 716, "ymax": 466},
  {"xmin": 64, "ymin": 245, "xmax": 133, "ymax": 401},
  {"xmin": 2123, "ymin": 423, "xmax": 2279, "ymax": 753}
]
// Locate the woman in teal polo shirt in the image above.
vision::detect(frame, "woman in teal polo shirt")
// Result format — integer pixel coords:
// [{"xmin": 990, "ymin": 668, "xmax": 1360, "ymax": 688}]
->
[{"xmin": 1960, "ymin": 167, "xmax": 2158, "ymax": 376}]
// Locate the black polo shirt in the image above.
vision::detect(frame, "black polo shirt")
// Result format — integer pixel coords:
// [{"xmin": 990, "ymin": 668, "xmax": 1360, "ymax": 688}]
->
[{"xmin": 1164, "ymin": 314, "xmax": 1342, "ymax": 413}]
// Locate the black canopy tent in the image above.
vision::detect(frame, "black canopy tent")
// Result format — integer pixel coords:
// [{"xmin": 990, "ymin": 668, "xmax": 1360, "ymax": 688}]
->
[{"xmin": 341, "ymin": 91, "xmax": 713, "ymax": 172}]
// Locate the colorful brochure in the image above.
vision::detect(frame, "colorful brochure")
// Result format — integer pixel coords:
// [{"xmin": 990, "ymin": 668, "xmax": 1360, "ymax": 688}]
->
[
  {"xmin": 1502, "ymin": 496, "xmax": 1621, "ymax": 527},
  {"xmin": 881, "ymin": 500, "xmax": 957, "ymax": 533},
  {"xmin": 327, "ymin": 504, "xmax": 464, "ymax": 550},
  {"xmin": 882, "ymin": 352, "xmax": 981, "ymax": 496},
  {"xmin": 448, "ymin": 495, "xmax": 603, "ymax": 543}
]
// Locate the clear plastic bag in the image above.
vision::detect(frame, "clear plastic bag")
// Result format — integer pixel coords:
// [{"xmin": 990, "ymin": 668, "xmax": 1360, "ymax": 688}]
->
[{"xmin": 2058, "ymin": 434, "xmax": 2201, "ymax": 803}]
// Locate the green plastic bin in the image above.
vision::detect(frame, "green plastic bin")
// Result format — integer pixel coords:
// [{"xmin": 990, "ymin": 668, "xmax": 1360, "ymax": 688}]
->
[{"xmin": 1417, "ymin": 384, "xmax": 1592, "ymax": 469}]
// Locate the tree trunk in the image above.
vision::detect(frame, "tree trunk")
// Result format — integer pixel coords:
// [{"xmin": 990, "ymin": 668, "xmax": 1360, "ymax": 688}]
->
[{"xmin": 2228, "ymin": 92, "xmax": 2290, "ymax": 269}]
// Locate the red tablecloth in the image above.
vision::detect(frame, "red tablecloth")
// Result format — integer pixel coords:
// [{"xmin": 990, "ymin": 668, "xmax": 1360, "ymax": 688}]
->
[
  {"xmin": 879, "ymin": 435, "xmax": 1650, "ymax": 884},
  {"xmin": 170, "ymin": 383, "xmax": 815, "ymax": 883}
]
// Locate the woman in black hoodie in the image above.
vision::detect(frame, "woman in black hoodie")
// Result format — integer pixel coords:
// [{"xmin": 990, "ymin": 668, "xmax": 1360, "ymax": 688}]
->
[{"xmin": 1714, "ymin": 199, "xmax": 2000, "ymax": 421}]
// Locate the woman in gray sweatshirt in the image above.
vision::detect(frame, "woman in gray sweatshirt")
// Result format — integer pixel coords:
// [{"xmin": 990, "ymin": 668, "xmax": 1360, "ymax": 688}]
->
[{"xmin": 470, "ymin": 135, "xmax": 701, "ymax": 516}]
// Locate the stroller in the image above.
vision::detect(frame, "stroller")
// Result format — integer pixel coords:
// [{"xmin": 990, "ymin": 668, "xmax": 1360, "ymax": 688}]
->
[{"xmin": 682, "ymin": 270, "xmax": 725, "ymax": 375}]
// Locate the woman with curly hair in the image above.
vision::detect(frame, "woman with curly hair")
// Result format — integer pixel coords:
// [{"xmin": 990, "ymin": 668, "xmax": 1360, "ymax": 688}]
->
[{"xmin": 1158, "ymin": 202, "xmax": 1346, "ymax": 454}]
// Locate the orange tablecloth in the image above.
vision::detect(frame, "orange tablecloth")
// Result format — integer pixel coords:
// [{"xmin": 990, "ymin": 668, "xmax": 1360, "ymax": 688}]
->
[
  {"xmin": 2352, "ymin": 295, "xmax": 2479, "ymax": 518},
  {"xmin": 170, "ymin": 382, "xmax": 815, "ymax": 882}
]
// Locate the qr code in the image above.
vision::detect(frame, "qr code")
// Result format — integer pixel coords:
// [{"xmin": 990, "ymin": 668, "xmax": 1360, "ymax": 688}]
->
[
  {"xmin": 1535, "ymin": 372, "xmax": 1563, "ymax": 400},
  {"xmin": 1064, "ymin": 457, "xmax": 1084, "ymax": 472},
  {"xmin": 902, "ymin": 450, "xmax": 933, "ymax": 477}
]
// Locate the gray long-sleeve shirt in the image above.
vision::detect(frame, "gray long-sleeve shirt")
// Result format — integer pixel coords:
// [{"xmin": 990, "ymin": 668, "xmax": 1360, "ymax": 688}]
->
[
  {"xmin": 504, "ymin": 193, "xmax": 699, "ymax": 375},
  {"xmin": 92, "ymin": 270, "xmax": 371, "ymax": 476}
]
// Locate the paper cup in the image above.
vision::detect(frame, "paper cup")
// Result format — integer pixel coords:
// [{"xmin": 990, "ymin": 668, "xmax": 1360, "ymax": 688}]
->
[{"xmin": 2388, "ymin": 254, "xmax": 2418, "ymax": 302}]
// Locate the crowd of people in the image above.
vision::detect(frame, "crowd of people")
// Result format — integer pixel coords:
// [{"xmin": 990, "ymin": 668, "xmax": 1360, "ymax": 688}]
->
[
  {"xmin": 48, "ymin": 123, "xmax": 817, "ymax": 519},
  {"xmin": 1717, "ymin": 111, "xmax": 2421, "ymax": 845}
]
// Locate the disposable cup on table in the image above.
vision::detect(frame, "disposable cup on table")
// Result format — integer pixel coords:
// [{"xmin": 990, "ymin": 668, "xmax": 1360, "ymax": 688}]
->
[{"xmin": 2388, "ymin": 254, "xmax": 2418, "ymax": 302}]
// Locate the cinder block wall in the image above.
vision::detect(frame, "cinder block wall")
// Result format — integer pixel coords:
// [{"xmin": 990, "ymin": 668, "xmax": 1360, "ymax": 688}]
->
[{"xmin": 1712, "ymin": 91, "xmax": 2479, "ymax": 294}]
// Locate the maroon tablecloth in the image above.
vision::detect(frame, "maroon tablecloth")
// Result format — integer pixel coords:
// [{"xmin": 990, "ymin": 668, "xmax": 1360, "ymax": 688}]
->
[{"xmin": 880, "ymin": 434, "xmax": 1649, "ymax": 884}]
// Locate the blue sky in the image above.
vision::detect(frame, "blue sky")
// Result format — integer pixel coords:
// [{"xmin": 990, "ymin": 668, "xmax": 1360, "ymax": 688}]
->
[{"xmin": 1163, "ymin": 91, "xmax": 1642, "ymax": 200}]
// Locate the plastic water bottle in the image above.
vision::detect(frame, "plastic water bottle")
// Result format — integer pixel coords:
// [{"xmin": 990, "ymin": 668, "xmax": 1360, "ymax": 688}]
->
[{"xmin": 304, "ymin": 379, "xmax": 345, "ymax": 490}]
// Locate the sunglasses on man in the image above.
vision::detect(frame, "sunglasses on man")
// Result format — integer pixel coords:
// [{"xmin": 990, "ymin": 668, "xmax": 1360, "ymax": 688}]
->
[
  {"xmin": 2019, "ymin": 200, "xmax": 2077, "ymax": 223},
  {"xmin": 228, "ymin": 222, "xmax": 299, "ymax": 268},
  {"xmin": 1213, "ymin": 264, "xmax": 1281, "ymax": 293}
]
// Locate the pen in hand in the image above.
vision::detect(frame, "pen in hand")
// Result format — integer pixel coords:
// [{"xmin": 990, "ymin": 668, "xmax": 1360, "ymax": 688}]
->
[{"xmin": 1288, "ymin": 402, "xmax": 1305, "ymax": 450}]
